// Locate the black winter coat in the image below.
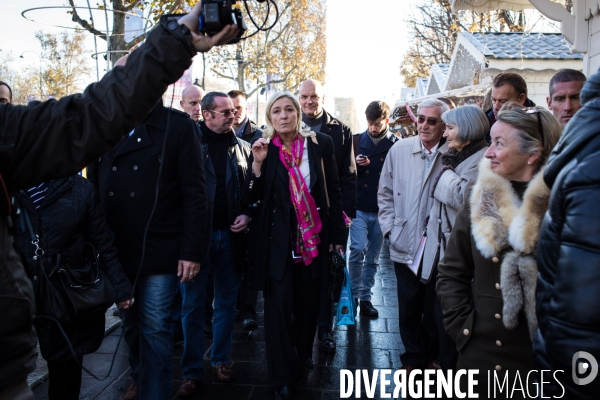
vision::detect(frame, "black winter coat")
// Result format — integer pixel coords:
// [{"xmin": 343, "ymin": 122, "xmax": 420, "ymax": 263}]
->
[
  {"xmin": 198, "ymin": 123, "xmax": 253, "ymax": 272},
  {"xmin": 240, "ymin": 119, "xmax": 264, "ymax": 144},
  {"xmin": 0, "ymin": 23, "xmax": 194, "ymax": 390},
  {"xmin": 243, "ymin": 132, "xmax": 345, "ymax": 292},
  {"xmin": 88, "ymin": 102, "xmax": 208, "ymax": 275},
  {"xmin": 316, "ymin": 111, "xmax": 357, "ymax": 219},
  {"xmin": 14, "ymin": 176, "xmax": 132, "ymax": 362},
  {"xmin": 353, "ymin": 130, "xmax": 398, "ymax": 213},
  {"xmin": 534, "ymin": 96, "xmax": 600, "ymax": 398}
]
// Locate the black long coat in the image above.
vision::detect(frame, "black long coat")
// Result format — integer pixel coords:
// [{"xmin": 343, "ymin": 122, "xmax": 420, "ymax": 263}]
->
[
  {"xmin": 14, "ymin": 176, "xmax": 132, "ymax": 362},
  {"xmin": 88, "ymin": 102, "xmax": 208, "ymax": 275},
  {"xmin": 242, "ymin": 132, "xmax": 346, "ymax": 292},
  {"xmin": 318, "ymin": 111, "xmax": 357, "ymax": 219},
  {"xmin": 198, "ymin": 123, "xmax": 253, "ymax": 271}
]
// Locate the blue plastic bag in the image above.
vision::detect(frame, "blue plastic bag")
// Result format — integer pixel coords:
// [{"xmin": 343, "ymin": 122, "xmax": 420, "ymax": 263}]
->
[{"xmin": 336, "ymin": 267, "xmax": 355, "ymax": 326}]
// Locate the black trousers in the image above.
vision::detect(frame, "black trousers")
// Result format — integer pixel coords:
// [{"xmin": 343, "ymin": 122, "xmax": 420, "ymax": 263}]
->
[
  {"xmin": 394, "ymin": 262, "xmax": 438, "ymax": 367},
  {"xmin": 47, "ymin": 356, "xmax": 83, "ymax": 400},
  {"xmin": 264, "ymin": 253, "xmax": 321, "ymax": 386},
  {"xmin": 237, "ymin": 264, "xmax": 258, "ymax": 321}
]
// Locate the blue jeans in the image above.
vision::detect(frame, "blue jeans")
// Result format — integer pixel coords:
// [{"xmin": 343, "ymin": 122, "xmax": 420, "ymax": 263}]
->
[
  {"xmin": 180, "ymin": 229, "xmax": 242, "ymax": 379},
  {"xmin": 119, "ymin": 273, "xmax": 179, "ymax": 400},
  {"xmin": 348, "ymin": 210, "xmax": 384, "ymax": 301}
]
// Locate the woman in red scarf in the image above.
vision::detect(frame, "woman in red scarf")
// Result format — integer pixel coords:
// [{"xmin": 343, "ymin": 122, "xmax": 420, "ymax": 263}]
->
[{"xmin": 243, "ymin": 92, "xmax": 346, "ymax": 399}]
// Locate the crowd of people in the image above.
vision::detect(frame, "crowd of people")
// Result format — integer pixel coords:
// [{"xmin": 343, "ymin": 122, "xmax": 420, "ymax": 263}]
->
[{"xmin": 1, "ymin": 4, "xmax": 599, "ymax": 399}]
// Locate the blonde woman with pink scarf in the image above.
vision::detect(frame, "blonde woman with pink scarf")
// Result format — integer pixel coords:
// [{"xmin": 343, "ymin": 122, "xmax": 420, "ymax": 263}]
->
[{"xmin": 243, "ymin": 91, "xmax": 346, "ymax": 400}]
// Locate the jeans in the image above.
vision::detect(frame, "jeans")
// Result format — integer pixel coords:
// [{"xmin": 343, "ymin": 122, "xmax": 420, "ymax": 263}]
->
[
  {"xmin": 180, "ymin": 229, "xmax": 242, "ymax": 379},
  {"xmin": 348, "ymin": 210, "xmax": 384, "ymax": 301},
  {"xmin": 119, "ymin": 273, "xmax": 179, "ymax": 400}
]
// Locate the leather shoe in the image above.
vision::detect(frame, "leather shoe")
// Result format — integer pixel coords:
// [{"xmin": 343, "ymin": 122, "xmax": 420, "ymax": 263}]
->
[
  {"xmin": 119, "ymin": 383, "xmax": 137, "ymax": 400},
  {"xmin": 318, "ymin": 332, "xmax": 336, "ymax": 353},
  {"xmin": 214, "ymin": 364, "xmax": 234, "ymax": 382},
  {"xmin": 359, "ymin": 300, "xmax": 379, "ymax": 318},
  {"xmin": 275, "ymin": 385, "xmax": 290, "ymax": 400},
  {"xmin": 243, "ymin": 318, "xmax": 258, "ymax": 331},
  {"xmin": 177, "ymin": 379, "xmax": 200, "ymax": 397}
]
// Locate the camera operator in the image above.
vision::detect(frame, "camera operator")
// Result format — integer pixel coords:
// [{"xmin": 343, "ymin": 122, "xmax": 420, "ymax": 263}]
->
[{"xmin": 0, "ymin": 4, "xmax": 237, "ymax": 399}]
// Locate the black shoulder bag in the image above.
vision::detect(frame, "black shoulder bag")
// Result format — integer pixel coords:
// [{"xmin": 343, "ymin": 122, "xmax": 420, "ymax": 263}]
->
[{"xmin": 21, "ymin": 207, "xmax": 115, "ymax": 323}]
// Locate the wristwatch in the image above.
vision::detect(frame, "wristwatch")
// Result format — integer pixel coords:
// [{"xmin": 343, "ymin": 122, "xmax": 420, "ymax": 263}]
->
[{"xmin": 160, "ymin": 14, "xmax": 191, "ymax": 37}]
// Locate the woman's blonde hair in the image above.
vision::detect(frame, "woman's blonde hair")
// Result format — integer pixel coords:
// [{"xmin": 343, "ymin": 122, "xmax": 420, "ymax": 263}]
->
[
  {"xmin": 263, "ymin": 91, "xmax": 303, "ymax": 139},
  {"xmin": 497, "ymin": 102, "xmax": 562, "ymax": 167}
]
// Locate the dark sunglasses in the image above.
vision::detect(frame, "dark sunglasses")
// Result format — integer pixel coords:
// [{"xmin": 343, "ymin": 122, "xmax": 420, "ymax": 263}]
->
[
  {"xmin": 209, "ymin": 109, "xmax": 238, "ymax": 117},
  {"xmin": 417, "ymin": 115, "xmax": 443, "ymax": 126},
  {"xmin": 524, "ymin": 109, "xmax": 545, "ymax": 148}
]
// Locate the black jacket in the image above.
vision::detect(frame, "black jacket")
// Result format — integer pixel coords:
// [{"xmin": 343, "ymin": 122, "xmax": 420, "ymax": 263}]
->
[
  {"xmin": 199, "ymin": 123, "xmax": 253, "ymax": 271},
  {"xmin": 314, "ymin": 110, "xmax": 357, "ymax": 219},
  {"xmin": 353, "ymin": 130, "xmax": 398, "ymax": 213},
  {"xmin": 243, "ymin": 132, "xmax": 345, "ymax": 291},
  {"xmin": 240, "ymin": 119, "xmax": 264, "ymax": 144},
  {"xmin": 88, "ymin": 102, "xmax": 208, "ymax": 276},
  {"xmin": 0, "ymin": 23, "xmax": 194, "ymax": 390},
  {"xmin": 533, "ymin": 96, "xmax": 600, "ymax": 399},
  {"xmin": 14, "ymin": 176, "xmax": 132, "ymax": 362}
]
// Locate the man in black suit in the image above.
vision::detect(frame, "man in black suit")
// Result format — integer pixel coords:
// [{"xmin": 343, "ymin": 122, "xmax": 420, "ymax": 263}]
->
[
  {"xmin": 89, "ymin": 57, "xmax": 208, "ymax": 400},
  {"xmin": 299, "ymin": 79, "xmax": 356, "ymax": 354}
]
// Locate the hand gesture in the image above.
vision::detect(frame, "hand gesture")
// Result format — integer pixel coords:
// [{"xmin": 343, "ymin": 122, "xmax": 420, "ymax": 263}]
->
[
  {"xmin": 178, "ymin": 2, "xmax": 239, "ymax": 53},
  {"xmin": 252, "ymin": 138, "xmax": 269, "ymax": 164}
]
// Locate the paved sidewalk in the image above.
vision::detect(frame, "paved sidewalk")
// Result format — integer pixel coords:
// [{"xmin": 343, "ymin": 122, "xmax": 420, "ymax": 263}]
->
[{"xmin": 32, "ymin": 240, "xmax": 405, "ymax": 399}]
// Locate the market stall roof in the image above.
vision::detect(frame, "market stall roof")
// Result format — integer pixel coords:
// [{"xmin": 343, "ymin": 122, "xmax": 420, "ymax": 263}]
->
[
  {"xmin": 450, "ymin": 0, "xmax": 534, "ymax": 12},
  {"xmin": 462, "ymin": 32, "xmax": 583, "ymax": 60}
]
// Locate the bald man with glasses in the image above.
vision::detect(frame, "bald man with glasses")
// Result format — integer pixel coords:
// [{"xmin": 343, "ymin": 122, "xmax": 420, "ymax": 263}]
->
[{"xmin": 378, "ymin": 98, "xmax": 453, "ymax": 373}]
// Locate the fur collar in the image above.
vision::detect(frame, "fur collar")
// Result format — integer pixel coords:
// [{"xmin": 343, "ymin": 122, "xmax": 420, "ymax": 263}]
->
[{"xmin": 470, "ymin": 158, "xmax": 550, "ymax": 339}]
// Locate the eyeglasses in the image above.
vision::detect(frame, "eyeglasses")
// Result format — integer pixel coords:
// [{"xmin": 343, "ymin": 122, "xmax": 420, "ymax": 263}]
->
[
  {"xmin": 417, "ymin": 115, "xmax": 443, "ymax": 126},
  {"xmin": 209, "ymin": 109, "xmax": 238, "ymax": 117},
  {"xmin": 524, "ymin": 108, "xmax": 545, "ymax": 148}
]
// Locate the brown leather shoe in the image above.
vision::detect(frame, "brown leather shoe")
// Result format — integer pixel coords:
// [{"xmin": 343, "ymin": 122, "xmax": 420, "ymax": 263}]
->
[
  {"xmin": 214, "ymin": 364, "xmax": 235, "ymax": 382},
  {"xmin": 177, "ymin": 379, "xmax": 200, "ymax": 397},
  {"xmin": 119, "ymin": 383, "xmax": 137, "ymax": 400}
]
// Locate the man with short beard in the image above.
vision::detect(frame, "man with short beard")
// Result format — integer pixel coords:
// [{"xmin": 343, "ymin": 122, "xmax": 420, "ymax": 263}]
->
[{"xmin": 349, "ymin": 101, "xmax": 397, "ymax": 319}]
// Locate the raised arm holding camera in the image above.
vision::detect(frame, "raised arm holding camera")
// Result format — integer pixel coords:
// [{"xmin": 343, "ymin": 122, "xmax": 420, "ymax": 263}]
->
[{"xmin": 0, "ymin": 3, "xmax": 238, "ymax": 399}]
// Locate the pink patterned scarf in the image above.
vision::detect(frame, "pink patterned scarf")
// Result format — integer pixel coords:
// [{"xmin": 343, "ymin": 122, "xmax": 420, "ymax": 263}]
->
[{"xmin": 272, "ymin": 134, "xmax": 322, "ymax": 265}]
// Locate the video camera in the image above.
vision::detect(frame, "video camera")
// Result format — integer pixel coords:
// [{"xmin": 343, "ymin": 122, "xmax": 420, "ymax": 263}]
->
[{"xmin": 200, "ymin": 0, "xmax": 267, "ymax": 44}]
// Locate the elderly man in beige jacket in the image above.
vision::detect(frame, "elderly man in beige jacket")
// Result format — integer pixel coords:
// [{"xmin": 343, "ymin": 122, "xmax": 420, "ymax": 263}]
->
[{"xmin": 378, "ymin": 98, "xmax": 452, "ymax": 373}]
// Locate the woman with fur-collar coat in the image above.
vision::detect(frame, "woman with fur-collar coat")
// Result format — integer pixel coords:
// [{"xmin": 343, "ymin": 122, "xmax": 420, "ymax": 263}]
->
[{"xmin": 436, "ymin": 104, "xmax": 562, "ymax": 396}]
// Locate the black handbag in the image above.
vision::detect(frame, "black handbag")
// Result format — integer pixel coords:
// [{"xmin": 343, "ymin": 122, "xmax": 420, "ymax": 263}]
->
[
  {"xmin": 21, "ymin": 207, "xmax": 115, "ymax": 323},
  {"xmin": 328, "ymin": 250, "xmax": 346, "ymax": 302}
]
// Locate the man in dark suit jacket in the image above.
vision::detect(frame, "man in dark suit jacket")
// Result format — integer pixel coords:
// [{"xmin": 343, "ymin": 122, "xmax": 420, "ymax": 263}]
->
[
  {"xmin": 299, "ymin": 79, "xmax": 356, "ymax": 354},
  {"xmin": 89, "ymin": 58, "xmax": 208, "ymax": 400},
  {"xmin": 350, "ymin": 101, "xmax": 398, "ymax": 319},
  {"xmin": 229, "ymin": 90, "xmax": 264, "ymax": 143}
]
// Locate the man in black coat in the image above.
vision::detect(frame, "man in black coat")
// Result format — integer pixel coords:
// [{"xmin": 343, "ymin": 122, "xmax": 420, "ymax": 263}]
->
[
  {"xmin": 484, "ymin": 72, "xmax": 535, "ymax": 142},
  {"xmin": 534, "ymin": 69, "xmax": 600, "ymax": 399},
  {"xmin": 175, "ymin": 92, "xmax": 252, "ymax": 396},
  {"xmin": 350, "ymin": 101, "xmax": 398, "ymax": 319},
  {"xmin": 89, "ymin": 56, "xmax": 208, "ymax": 400},
  {"xmin": 0, "ymin": 6, "xmax": 236, "ymax": 399},
  {"xmin": 299, "ymin": 79, "xmax": 356, "ymax": 354},
  {"xmin": 229, "ymin": 90, "xmax": 264, "ymax": 143}
]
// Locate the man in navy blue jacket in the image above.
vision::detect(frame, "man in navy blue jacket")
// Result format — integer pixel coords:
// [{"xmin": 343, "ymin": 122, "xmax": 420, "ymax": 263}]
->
[{"xmin": 350, "ymin": 101, "xmax": 397, "ymax": 318}]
